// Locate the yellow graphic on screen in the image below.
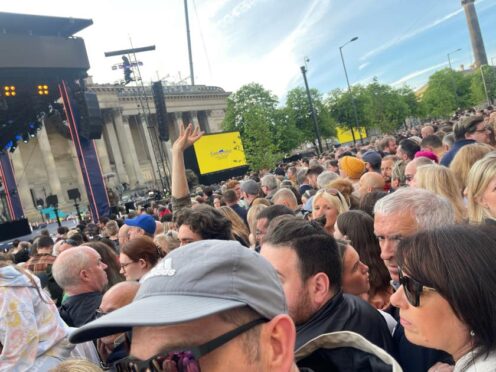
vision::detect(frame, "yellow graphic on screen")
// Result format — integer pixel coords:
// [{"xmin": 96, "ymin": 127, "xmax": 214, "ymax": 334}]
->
[
  {"xmin": 194, "ymin": 132, "xmax": 247, "ymax": 175},
  {"xmin": 336, "ymin": 127, "xmax": 367, "ymax": 144}
]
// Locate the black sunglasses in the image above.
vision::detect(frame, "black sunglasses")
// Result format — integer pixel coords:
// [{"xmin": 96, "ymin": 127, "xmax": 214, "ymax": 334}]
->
[
  {"xmin": 398, "ymin": 267, "xmax": 436, "ymax": 307},
  {"xmin": 113, "ymin": 318, "xmax": 267, "ymax": 372}
]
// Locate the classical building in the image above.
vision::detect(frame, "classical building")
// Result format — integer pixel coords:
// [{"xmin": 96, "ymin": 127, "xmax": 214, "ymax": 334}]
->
[{"xmin": 6, "ymin": 83, "xmax": 229, "ymax": 221}]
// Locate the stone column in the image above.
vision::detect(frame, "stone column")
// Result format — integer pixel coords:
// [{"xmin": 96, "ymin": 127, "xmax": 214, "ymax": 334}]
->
[
  {"xmin": 68, "ymin": 142, "xmax": 88, "ymax": 200},
  {"xmin": 104, "ymin": 112, "xmax": 129, "ymax": 185},
  {"xmin": 10, "ymin": 146, "xmax": 35, "ymax": 214},
  {"xmin": 38, "ymin": 124, "xmax": 66, "ymax": 203},
  {"xmin": 135, "ymin": 115, "xmax": 160, "ymax": 180},
  {"xmin": 114, "ymin": 111, "xmax": 143, "ymax": 187},
  {"xmin": 462, "ymin": 0, "xmax": 488, "ymax": 67},
  {"xmin": 198, "ymin": 110, "xmax": 211, "ymax": 133},
  {"xmin": 191, "ymin": 110, "xmax": 200, "ymax": 128}
]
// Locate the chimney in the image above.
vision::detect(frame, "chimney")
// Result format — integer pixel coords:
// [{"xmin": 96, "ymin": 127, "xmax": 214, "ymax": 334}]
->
[{"xmin": 462, "ymin": 0, "xmax": 488, "ymax": 67}]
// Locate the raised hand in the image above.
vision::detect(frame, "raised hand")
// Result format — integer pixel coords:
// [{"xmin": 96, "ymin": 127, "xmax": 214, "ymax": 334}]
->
[{"xmin": 172, "ymin": 123, "xmax": 204, "ymax": 153}]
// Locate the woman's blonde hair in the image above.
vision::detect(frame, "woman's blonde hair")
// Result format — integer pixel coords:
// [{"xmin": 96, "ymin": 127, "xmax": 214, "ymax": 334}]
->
[
  {"xmin": 247, "ymin": 204, "xmax": 267, "ymax": 247},
  {"xmin": 450, "ymin": 143, "xmax": 493, "ymax": 194},
  {"xmin": 414, "ymin": 164, "xmax": 466, "ymax": 223},
  {"xmin": 466, "ymin": 153, "xmax": 496, "ymax": 224},
  {"xmin": 312, "ymin": 189, "xmax": 349, "ymax": 215},
  {"xmin": 218, "ymin": 206, "xmax": 250, "ymax": 245}
]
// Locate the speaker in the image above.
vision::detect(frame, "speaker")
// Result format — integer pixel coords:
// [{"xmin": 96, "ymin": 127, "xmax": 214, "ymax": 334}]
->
[
  {"xmin": 152, "ymin": 81, "xmax": 169, "ymax": 141},
  {"xmin": 46, "ymin": 194, "xmax": 59, "ymax": 207},
  {"xmin": 67, "ymin": 188, "xmax": 81, "ymax": 200},
  {"xmin": 77, "ymin": 91, "xmax": 103, "ymax": 140}
]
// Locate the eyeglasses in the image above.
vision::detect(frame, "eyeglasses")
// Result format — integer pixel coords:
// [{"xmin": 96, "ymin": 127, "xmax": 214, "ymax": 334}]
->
[
  {"xmin": 404, "ymin": 175, "xmax": 414, "ymax": 183},
  {"xmin": 398, "ymin": 267, "xmax": 436, "ymax": 307},
  {"xmin": 113, "ymin": 318, "xmax": 267, "ymax": 372},
  {"xmin": 120, "ymin": 261, "xmax": 136, "ymax": 270},
  {"xmin": 318, "ymin": 188, "xmax": 346, "ymax": 204}
]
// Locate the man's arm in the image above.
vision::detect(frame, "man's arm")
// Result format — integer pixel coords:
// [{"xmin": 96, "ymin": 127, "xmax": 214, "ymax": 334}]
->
[{"xmin": 171, "ymin": 123, "xmax": 203, "ymax": 212}]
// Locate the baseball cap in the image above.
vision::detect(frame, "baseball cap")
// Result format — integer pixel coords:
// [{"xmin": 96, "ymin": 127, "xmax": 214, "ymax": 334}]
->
[
  {"xmin": 69, "ymin": 239, "xmax": 287, "ymax": 343},
  {"xmin": 124, "ymin": 214, "xmax": 156, "ymax": 235},
  {"xmin": 361, "ymin": 150, "xmax": 382, "ymax": 169},
  {"xmin": 240, "ymin": 179, "xmax": 260, "ymax": 195}
]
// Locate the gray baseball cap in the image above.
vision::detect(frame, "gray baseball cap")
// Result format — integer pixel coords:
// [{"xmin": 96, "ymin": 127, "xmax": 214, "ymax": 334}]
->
[{"xmin": 70, "ymin": 239, "xmax": 287, "ymax": 343}]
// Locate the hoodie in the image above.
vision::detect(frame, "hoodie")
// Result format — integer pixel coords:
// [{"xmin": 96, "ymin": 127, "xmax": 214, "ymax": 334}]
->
[{"xmin": 0, "ymin": 265, "xmax": 73, "ymax": 372}]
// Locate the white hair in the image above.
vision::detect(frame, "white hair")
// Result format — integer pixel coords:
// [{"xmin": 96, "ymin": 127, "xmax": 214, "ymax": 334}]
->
[
  {"xmin": 261, "ymin": 174, "xmax": 278, "ymax": 191},
  {"xmin": 374, "ymin": 187, "xmax": 455, "ymax": 229},
  {"xmin": 317, "ymin": 171, "xmax": 339, "ymax": 189}
]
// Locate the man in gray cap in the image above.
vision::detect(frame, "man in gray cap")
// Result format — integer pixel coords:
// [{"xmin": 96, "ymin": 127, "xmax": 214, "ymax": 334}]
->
[
  {"xmin": 70, "ymin": 240, "xmax": 299, "ymax": 371},
  {"xmin": 240, "ymin": 179, "xmax": 260, "ymax": 208}
]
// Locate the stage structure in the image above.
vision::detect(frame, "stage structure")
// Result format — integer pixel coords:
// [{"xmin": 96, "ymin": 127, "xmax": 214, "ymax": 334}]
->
[{"xmin": 0, "ymin": 12, "xmax": 110, "ymax": 222}]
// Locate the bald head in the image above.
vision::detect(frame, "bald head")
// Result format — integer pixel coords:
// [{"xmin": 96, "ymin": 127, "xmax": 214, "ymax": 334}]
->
[
  {"xmin": 404, "ymin": 157, "xmax": 433, "ymax": 186},
  {"xmin": 118, "ymin": 224, "xmax": 130, "ymax": 247},
  {"xmin": 100, "ymin": 281, "xmax": 140, "ymax": 313},
  {"xmin": 272, "ymin": 188, "xmax": 298, "ymax": 210},
  {"xmin": 52, "ymin": 246, "xmax": 108, "ymax": 295},
  {"xmin": 421, "ymin": 126, "xmax": 434, "ymax": 138},
  {"xmin": 359, "ymin": 172, "xmax": 385, "ymax": 196}
]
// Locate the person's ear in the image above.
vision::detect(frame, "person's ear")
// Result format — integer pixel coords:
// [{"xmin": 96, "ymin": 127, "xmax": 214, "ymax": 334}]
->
[
  {"xmin": 138, "ymin": 258, "xmax": 148, "ymax": 269},
  {"xmin": 80, "ymin": 269, "xmax": 90, "ymax": 282},
  {"xmin": 307, "ymin": 272, "xmax": 331, "ymax": 307},
  {"xmin": 261, "ymin": 314, "xmax": 296, "ymax": 371}
]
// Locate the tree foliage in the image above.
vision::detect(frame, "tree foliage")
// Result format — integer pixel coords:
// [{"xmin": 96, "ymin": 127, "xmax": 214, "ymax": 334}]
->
[
  {"xmin": 325, "ymin": 79, "xmax": 417, "ymax": 134},
  {"xmin": 222, "ymin": 83, "xmax": 281, "ymax": 171}
]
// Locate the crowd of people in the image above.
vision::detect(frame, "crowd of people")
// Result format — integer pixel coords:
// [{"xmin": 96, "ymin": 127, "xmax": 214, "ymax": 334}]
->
[{"xmin": 1, "ymin": 106, "xmax": 496, "ymax": 371}]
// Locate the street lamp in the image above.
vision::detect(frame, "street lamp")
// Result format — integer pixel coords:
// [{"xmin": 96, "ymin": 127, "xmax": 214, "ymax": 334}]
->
[
  {"xmin": 447, "ymin": 48, "xmax": 462, "ymax": 107},
  {"xmin": 300, "ymin": 59, "xmax": 323, "ymax": 154},
  {"xmin": 339, "ymin": 36, "xmax": 362, "ymax": 145},
  {"xmin": 447, "ymin": 48, "xmax": 462, "ymax": 70}
]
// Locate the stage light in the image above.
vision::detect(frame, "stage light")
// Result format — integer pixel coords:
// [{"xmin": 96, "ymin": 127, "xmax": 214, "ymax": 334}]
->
[
  {"xmin": 37, "ymin": 84, "xmax": 49, "ymax": 95},
  {"xmin": 3, "ymin": 85, "xmax": 16, "ymax": 97},
  {"xmin": 9, "ymin": 141, "xmax": 17, "ymax": 152},
  {"xmin": 22, "ymin": 133, "xmax": 29, "ymax": 143}
]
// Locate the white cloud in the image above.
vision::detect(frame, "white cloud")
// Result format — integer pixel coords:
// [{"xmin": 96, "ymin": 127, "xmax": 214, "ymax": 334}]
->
[
  {"xmin": 360, "ymin": 7, "xmax": 464, "ymax": 61},
  {"xmin": 358, "ymin": 62, "xmax": 369, "ymax": 70},
  {"xmin": 390, "ymin": 61, "xmax": 447, "ymax": 87},
  {"xmin": 202, "ymin": 0, "xmax": 333, "ymax": 98}
]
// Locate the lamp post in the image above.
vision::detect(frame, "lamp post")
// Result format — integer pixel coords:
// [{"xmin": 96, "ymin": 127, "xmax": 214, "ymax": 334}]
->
[
  {"xmin": 447, "ymin": 48, "xmax": 462, "ymax": 107},
  {"xmin": 300, "ymin": 59, "xmax": 323, "ymax": 154},
  {"xmin": 447, "ymin": 48, "xmax": 462, "ymax": 70},
  {"xmin": 339, "ymin": 36, "xmax": 362, "ymax": 145}
]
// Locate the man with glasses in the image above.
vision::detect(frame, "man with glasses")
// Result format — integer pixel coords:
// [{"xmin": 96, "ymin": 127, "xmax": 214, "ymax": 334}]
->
[
  {"xmin": 70, "ymin": 240, "xmax": 299, "ymax": 372},
  {"xmin": 403, "ymin": 157, "xmax": 433, "ymax": 187},
  {"xmin": 373, "ymin": 188, "xmax": 455, "ymax": 371},
  {"xmin": 441, "ymin": 115, "xmax": 490, "ymax": 166}
]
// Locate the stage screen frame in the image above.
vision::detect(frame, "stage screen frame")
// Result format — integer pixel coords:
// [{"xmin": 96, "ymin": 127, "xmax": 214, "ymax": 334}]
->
[{"xmin": 193, "ymin": 131, "xmax": 247, "ymax": 175}]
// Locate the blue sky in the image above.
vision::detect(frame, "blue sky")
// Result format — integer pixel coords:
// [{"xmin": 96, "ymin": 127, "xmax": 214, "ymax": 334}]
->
[{"xmin": 2, "ymin": 0, "xmax": 496, "ymax": 101}]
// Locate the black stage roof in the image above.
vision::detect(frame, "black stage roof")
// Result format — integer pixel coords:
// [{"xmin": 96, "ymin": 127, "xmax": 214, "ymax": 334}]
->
[{"xmin": 0, "ymin": 12, "xmax": 92, "ymax": 37}]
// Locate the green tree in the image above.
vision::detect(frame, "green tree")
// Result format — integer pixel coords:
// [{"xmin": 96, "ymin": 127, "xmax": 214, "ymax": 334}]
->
[
  {"xmin": 362, "ymin": 79, "xmax": 411, "ymax": 133},
  {"xmin": 420, "ymin": 68, "xmax": 473, "ymax": 118},
  {"xmin": 285, "ymin": 87, "xmax": 336, "ymax": 148},
  {"xmin": 470, "ymin": 65, "xmax": 496, "ymax": 105},
  {"xmin": 222, "ymin": 83, "xmax": 281, "ymax": 171}
]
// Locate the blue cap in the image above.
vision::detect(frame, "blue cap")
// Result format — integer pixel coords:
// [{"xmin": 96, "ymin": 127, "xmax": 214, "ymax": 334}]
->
[{"xmin": 125, "ymin": 214, "xmax": 156, "ymax": 235}]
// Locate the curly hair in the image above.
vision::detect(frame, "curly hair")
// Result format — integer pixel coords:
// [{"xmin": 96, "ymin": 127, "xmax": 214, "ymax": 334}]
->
[{"xmin": 175, "ymin": 205, "xmax": 233, "ymax": 240}]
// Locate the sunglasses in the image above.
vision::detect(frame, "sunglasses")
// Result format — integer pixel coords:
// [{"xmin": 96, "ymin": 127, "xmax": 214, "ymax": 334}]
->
[
  {"xmin": 112, "ymin": 318, "xmax": 267, "ymax": 372},
  {"xmin": 398, "ymin": 267, "xmax": 436, "ymax": 307}
]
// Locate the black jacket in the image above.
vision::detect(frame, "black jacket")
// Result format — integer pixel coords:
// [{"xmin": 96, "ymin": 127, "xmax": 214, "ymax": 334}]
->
[
  {"xmin": 59, "ymin": 291, "xmax": 102, "ymax": 327},
  {"xmin": 296, "ymin": 291, "xmax": 393, "ymax": 352}
]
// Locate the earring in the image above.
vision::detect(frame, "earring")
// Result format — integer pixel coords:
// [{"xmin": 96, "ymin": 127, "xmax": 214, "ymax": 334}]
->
[{"xmin": 470, "ymin": 330, "xmax": 475, "ymax": 337}]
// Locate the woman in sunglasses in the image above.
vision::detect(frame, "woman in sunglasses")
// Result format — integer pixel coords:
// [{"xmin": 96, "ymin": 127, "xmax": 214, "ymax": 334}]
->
[{"xmin": 390, "ymin": 225, "xmax": 496, "ymax": 371}]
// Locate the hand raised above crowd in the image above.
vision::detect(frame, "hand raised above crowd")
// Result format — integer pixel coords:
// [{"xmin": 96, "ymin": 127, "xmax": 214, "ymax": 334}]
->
[{"xmin": 172, "ymin": 123, "xmax": 204, "ymax": 154}]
